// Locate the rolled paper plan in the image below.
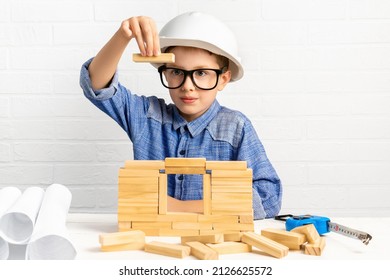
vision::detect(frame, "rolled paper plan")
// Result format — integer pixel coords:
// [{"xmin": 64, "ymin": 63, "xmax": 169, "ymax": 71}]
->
[
  {"xmin": 0, "ymin": 187, "xmax": 44, "ymax": 245},
  {"xmin": 0, "ymin": 187, "xmax": 22, "ymax": 260},
  {"xmin": 26, "ymin": 184, "xmax": 76, "ymax": 260}
]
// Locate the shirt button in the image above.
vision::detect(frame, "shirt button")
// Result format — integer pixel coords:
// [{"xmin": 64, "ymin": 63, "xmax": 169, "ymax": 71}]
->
[
  {"xmin": 179, "ymin": 150, "xmax": 185, "ymax": 155},
  {"xmin": 178, "ymin": 175, "xmax": 184, "ymax": 180}
]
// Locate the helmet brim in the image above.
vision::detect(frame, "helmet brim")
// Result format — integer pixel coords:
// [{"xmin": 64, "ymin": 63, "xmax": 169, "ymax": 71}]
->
[{"xmin": 151, "ymin": 37, "xmax": 244, "ymax": 82}]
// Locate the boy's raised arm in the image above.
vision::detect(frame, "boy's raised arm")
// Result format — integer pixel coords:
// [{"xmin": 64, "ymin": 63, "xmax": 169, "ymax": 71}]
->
[{"xmin": 88, "ymin": 16, "xmax": 160, "ymax": 90}]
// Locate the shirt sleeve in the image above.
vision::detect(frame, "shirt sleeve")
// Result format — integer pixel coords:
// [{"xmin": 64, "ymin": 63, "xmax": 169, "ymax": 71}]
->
[
  {"xmin": 79, "ymin": 58, "xmax": 150, "ymax": 142},
  {"xmin": 237, "ymin": 121, "xmax": 282, "ymax": 220}
]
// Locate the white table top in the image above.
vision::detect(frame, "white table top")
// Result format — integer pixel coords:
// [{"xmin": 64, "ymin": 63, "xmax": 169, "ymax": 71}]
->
[{"xmin": 66, "ymin": 214, "xmax": 389, "ymax": 260}]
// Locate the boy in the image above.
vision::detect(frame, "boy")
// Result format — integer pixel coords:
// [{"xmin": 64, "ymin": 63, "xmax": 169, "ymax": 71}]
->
[{"xmin": 79, "ymin": 12, "xmax": 282, "ymax": 219}]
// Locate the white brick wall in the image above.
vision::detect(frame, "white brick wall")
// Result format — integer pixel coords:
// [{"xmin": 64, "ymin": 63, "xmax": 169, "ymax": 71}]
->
[{"xmin": 1, "ymin": 0, "xmax": 389, "ymax": 217}]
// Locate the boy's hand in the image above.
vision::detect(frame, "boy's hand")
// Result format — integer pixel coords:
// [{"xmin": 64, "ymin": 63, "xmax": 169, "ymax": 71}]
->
[{"xmin": 121, "ymin": 16, "xmax": 161, "ymax": 57}]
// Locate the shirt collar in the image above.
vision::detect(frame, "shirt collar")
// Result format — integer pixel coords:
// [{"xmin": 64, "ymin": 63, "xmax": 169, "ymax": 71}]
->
[{"xmin": 173, "ymin": 100, "xmax": 221, "ymax": 137}]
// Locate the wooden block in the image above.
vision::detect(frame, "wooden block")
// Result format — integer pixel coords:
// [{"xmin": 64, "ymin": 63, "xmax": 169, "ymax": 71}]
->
[
  {"xmin": 304, "ymin": 237, "xmax": 326, "ymax": 256},
  {"xmin": 241, "ymin": 232, "xmax": 288, "ymax": 259},
  {"xmin": 206, "ymin": 161, "xmax": 247, "ymax": 170},
  {"xmin": 131, "ymin": 222, "xmax": 172, "ymax": 230},
  {"xmin": 206, "ymin": 241, "xmax": 252, "ymax": 254},
  {"xmin": 158, "ymin": 174, "xmax": 167, "ymax": 215},
  {"xmin": 118, "ymin": 222, "xmax": 131, "ymax": 231},
  {"xmin": 165, "ymin": 157, "xmax": 206, "ymax": 167},
  {"xmin": 203, "ymin": 174, "xmax": 211, "ymax": 215},
  {"xmin": 132, "ymin": 53, "xmax": 175, "ymax": 63},
  {"xmin": 145, "ymin": 241, "xmax": 190, "ymax": 258},
  {"xmin": 119, "ymin": 168, "xmax": 160, "ymax": 177},
  {"xmin": 164, "ymin": 167, "xmax": 206, "ymax": 174},
  {"xmin": 181, "ymin": 233, "xmax": 224, "ymax": 245},
  {"xmin": 211, "ymin": 169, "xmax": 252, "ymax": 178},
  {"xmin": 261, "ymin": 228, "xmax": 306, "ymax": 250},
  {"xmin": 101, "ymin": 242, "xmax": 145, "ymax": 252},
  {"xmin": 211, "ymin": 177, "xmax": 252, "ymax": 187},
  {"xmin": 239, "ymin": 215, "xmax": 254, "ymax": 224},
  {"xmin": 186, "ymin": 241, "xmax": 219, "ymax": 260},
  {"xmin": 159, "ymin": 228, "xmax": 200, "ymax": 237},
  {"xmin": 124, "ymin": 160, "xmax": 165, "ymax": 169},
  {"xmin": 172, "ymin": 222, "xmax": 212, "ymax": 230},
  {"xmin": 212, "ymin": 222, "xmax": 254, "ymax": 231},
  {"xmin": 198, "ymin": 215, "xmax": 239, "ymax": 223},
  {"xmin": 291, "ymin": 224, "xmax": 320, "ymax": 243},
  {"xmin": 157, "ymin": 212, "xmax": 199, "ymax": 222},
  {"xmin": 223, "ymin": 232, "xmax": 243, "ymax": 242},
  {"xmin": 99, "ymin": 230, "xmax": 145, "ymax": 247},
  {"xmin": 212, "ymin": 192, "xmax": 252, "ymax": 202}
]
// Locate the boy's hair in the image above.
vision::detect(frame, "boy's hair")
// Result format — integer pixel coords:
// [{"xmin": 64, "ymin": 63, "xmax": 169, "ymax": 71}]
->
[{"xmin": 165, "ymin": 46, "xmax": 229, "ymax": 69}]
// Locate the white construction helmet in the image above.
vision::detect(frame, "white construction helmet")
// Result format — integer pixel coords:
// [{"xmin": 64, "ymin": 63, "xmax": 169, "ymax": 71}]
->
[{"xmin": 153, "ymin": 11, "xmax": 244, "ymax": 82}]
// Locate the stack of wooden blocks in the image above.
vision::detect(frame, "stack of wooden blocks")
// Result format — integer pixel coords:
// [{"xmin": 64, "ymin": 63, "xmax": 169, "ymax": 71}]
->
[
  {"xmin": 98, "ymin": 158, "xmax": 326, "ymax": 259},
  {"xmin": 117, "ymin": 158, "xmax": 254, "ymax": 236}
]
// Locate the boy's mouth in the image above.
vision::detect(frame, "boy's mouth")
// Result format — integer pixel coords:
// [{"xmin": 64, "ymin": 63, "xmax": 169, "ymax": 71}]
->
[{"xmin": 180, "ymin": 97, "xmax": 197, "ymax": 104}]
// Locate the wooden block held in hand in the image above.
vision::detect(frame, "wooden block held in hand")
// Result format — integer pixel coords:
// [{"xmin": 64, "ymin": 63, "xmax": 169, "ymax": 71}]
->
[{"xmin": 132, "ymin": 53, "xmax": 175, "ymax": 63}]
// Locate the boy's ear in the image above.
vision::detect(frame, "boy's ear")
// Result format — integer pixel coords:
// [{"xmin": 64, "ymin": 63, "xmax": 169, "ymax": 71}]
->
[{"xmin": 217, "ymin": 70, "xmax": 231, "ymax": 91}]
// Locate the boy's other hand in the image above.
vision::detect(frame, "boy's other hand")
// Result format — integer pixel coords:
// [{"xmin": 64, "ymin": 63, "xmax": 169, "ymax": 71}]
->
[{"xmin": 121, "ymin": 16, "xmax": 161, "ymax": 57}]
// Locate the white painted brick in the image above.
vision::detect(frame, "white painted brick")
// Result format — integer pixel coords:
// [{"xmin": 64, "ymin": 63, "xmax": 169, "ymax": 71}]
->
[
  {"xmin": 96, "ymin": 187, "xmax": 118, "ymax": 209},
  {"xmin": 336, "ymin": 163, "xmax": 390, "ymax": 185},
  {"xmin": 9, "ymin": 47, "xmax": 87, "ymax": 70},
  {"xmin": 262, "ymin": 0, "xmax": 347, "ymax": 20},
  {"xmin": 1, "ymin": 72, "xmax": 53, "ymax": 94},
  {"xmin": 53, "ymin": 24, "xmax": 117, "ymax": 46},
  {"xmin": 0, "ymin": 23, "xmax": 52, "ymax": 46},
  {"xmin": 350, "ymin": 0, "xmax": 390, "ymax": 19},
  {"xmin": 179, "ymin": 0, "xmax": 260, "ymax": 22},
  {"xmin": 0, "ymin": 122, "xmax": 11, "ymax": 139},
  {"xmin": 0, "ymin": 0, "xmax": 10, "ymax": 22},
  {"xmin": 55, "ymin": 120, "xmax": 129, "ymax": 141},
  {"xmin": 305, "ymin": 71, "xmax": 390, "ymax": 93},
  {"xmin": 274, "ymin": 163, "xmax": 307, "ymax": 186},
  {"xmin": 349, "ymin": 187, "xmax": 390, "ymax": 208},
  {"xmin": 308, "ymin": 165, "xmax": 338, "ymax": 185},
  {"xmin": 0, "ymin": 98, "xmax": 9, "ymax": 117},
  {"xmin": 0, "ymin": 143, "xmax": 11, "ymax": 162},
  {"xmin": 232, "ymin": 22, "xmax": 307, "ymax": 46},
  {"xmin": 13, "ymin": 143, "xmax": 96, "ymax": 162},
  {"xmin": 309, "ymin": 22, "xmax": 390, "ymax": 44},
  {"xmin": 10, "ymin": 121, "xmax": 56, "ymax": 140},
  {"xmin": 69, "ymin": 188, "xmax": 97, "ymax": 209},
  {"xmin": 96, "ymin": 143, "xmax": 133, "ymax": 162},
  {"xmin": 53, "ymin": 73, "xmax": 83, "ymax": 94},
  {"xmin": 349, "ymin": 94, "xmax": 390, "ymax": 116},
  {"xmin": 0, "ymin": 165, "xmax": 53, "ymax": 185},
  {"xmin": 307, "ymin": 119, "xmax": 390, "ymax": 139},
  {"xmin": 0, "ymin": 48, "xmax": 7, "ymax": 69},
  {"xmin": 11, "ymin": 1, "xmax": 93, "ymax": 22},
  {"xmin": 94, "ymin": 0, "xmax": 178, "ymax": 22},
  {"xmin": 252, "ymin": 119, "xmax": 304, "ymax": 140},
  {"xmin": 53, "ymin": 164, "xmax": 120, "ymax": 185}
]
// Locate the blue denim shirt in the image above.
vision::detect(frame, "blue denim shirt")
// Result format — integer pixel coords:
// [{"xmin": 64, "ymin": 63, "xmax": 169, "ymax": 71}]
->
[{"xmin": 80, "ymin": 58, "xmax": 282, "ymax": 219}]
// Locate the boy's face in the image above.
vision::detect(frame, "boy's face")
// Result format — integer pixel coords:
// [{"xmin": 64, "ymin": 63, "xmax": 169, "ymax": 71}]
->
[{"xmin": 165, "ymin": 47, "xmax": 231, "ymax": 122}]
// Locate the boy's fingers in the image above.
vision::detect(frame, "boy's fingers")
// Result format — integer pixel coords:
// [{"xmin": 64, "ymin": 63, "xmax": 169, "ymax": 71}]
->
[
  {"xmin": 129, "ymin": 17, "xmax": 147, "ymax": 56},
  {"xmin": 139, "ymin": 18, "xmax": 155, "ymax": 56}
]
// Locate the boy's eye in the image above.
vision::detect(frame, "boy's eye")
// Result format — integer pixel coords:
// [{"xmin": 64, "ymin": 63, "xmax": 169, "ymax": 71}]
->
[
  {"xmin": 194, "ymin": 70, "xmax": 208, "ymax": 77},
  {"xmin": 169, "ymin": 69, "xmax": 183, "ymax": 76}
]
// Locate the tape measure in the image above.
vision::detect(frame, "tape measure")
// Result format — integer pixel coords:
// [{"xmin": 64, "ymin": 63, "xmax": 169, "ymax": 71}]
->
[{"xmin": 275, "ymin": 214, "xmax": 372, "ymax": 245}]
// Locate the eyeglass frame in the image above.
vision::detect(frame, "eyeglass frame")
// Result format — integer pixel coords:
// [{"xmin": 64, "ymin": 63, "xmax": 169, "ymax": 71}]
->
[{"xmin": 158, "ymin": 65, "xmax": 227, "ymax": 90}]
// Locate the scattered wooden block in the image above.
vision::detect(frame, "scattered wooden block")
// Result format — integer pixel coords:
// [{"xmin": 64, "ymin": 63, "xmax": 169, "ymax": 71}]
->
[
  {"xmin": 304, "ymin": 237, "xmax": 326, "ymax": 256},
  {"xmin": 206, "ymin": 241, "xmax": 252, "ymax": 254},
  {"xmin": 241, "ymin": 232, "xmax": 288, "ymax": 259},
  {"xmin": 132, "ymin": 53, "xmax": 175, "ymax": 63},
  {"xmin": 186, "ymin": 241, "xmax": 219, "ymax": 260},
  {"xmin": 181, "ymin": 233, "xmax": 224, "ymax": 245},
  {"xmin": 99, "ymin": 230, "xmax": 145, "ymax": 251},
  {"xmin": 144, "ymin": 241, "xmax": 190, "ymax": 258},
  {"xmin": 291, "ymin": 224, "xmax": 320, "ymax": 243},
  {"xmin": 261, "ymin": 228, "xmax": 307, "ymax": 250},
  {"xmin": 223, "ymin": 232, "xmax": 243, "ymax": 242}
]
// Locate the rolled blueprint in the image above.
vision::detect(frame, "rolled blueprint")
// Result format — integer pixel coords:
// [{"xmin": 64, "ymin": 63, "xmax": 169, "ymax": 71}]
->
[
  {"xmin": 0, "ymin": 187, "xmax": 43, "ymax": 245},
  {"xmin": 26, "ymin": 184, "xmax": 76, "ymax": 260},
  {"xmin": 0, "ymin": 187, "xmax": 22, "ymax": 260}
]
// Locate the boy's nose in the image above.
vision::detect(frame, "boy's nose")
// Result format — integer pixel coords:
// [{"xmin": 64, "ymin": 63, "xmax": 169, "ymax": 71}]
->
[{"xmin": 181, "ymin": 75, "xmax": 195, "ymax": 91}]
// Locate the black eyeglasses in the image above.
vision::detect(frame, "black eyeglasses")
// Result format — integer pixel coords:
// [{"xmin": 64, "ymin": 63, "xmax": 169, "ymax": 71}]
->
[{"xmin": 158, "ymin": 66, "xmax": 226, "ymax": 90}]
